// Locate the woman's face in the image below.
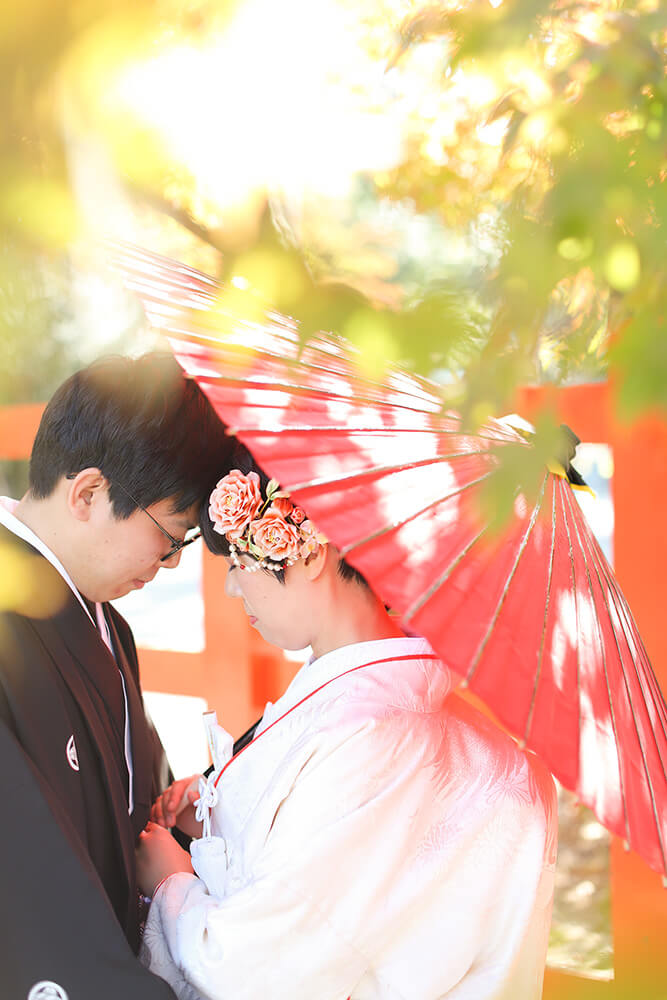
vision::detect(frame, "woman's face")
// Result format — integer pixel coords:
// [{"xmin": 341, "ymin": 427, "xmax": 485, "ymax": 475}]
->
[{"xmin": 224, "ymin": 555, "xmax": 313, "ymax": 650}]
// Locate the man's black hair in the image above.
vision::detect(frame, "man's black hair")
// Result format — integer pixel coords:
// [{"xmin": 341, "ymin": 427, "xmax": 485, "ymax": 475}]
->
[
  {"xmin": 30, "ymin": 352, "xmax": 231, "ymax": 518},
  {"xmin": 200, "ymin": 438, "xmax": 368, "ymax": 588}
]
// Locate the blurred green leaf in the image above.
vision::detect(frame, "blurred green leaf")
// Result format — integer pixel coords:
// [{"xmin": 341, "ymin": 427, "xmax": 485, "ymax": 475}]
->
[{"xmin": 1, "ymin": 0, "xmax": 665, "ymax": 430}]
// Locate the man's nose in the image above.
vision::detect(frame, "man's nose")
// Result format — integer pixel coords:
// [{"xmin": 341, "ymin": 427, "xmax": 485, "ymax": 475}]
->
[{"xmin": 161, "ymin": 548, "xmax": 183, "ymax": 569}]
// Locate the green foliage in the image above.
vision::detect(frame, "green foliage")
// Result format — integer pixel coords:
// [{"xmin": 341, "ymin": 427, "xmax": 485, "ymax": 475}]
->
[
  {"xmin": 0, "ymin": 0, "xmax": 665, "ymax": 426},
  {"xmin": 0, "ymin": 245, "xmax": 77, "ymax": 404},
  {"xmin": 477, "ymin": 413, "xmax": 564, "ymax": 533},
  {"xmin": 610, "ymin": 281, "xmax": 667, "ymax": 417}
]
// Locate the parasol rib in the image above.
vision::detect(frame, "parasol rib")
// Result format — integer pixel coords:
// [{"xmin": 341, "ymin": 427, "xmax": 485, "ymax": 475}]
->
[
  {"xmin": 463, "ymin": 472, "xmax": 549, "ymax": 685},
  {"xmin": 570, "ymin": 492, "xmax": 667, "ymax": 871},
  {"xmin": 231, "ymin": 424, "xmax": 521, "ymax": 449},
  {"xmin": 109, "ymin": 244, "xmax": 217, "ymax": 280},
  {"xmin": 167, "ymin": 335, "xmax": 448, "ymax": 412},
  {"xmin": 566, "ymin": 484, "xmax": 667, "ymax": 738},
  {"xmin": 123, "ymin": 271, "xmax": 218, "ymax": 298},
  {"xmin": 277, "ymin": 450, "xmax": 495, "ymax": 496},
  {"xmin": 592, "ymin": 537, "xmax": 667, "ymax": 736},
  {"xmin": 559, "ymin": 478, "xmax": 584, "ymax": 800},
  {"xmin": 522, "ymin": 476, "xmax": 559, "ymax": 745},
  {"xmin": 563, "ymin": 485, "xmax": 632, "ymax": 848},
  {"xmin": 600, "ymin": 554, "xmax": 667, "ymax": 734},
  {"xmin": 402, "ymin": 527, "xmax": 488, "ymax": 623},
  {"xmin": 193, "ymin": 373, "xmax": 456, "ymax": 420},
  {"xmin": 340, "ymin": 472, "xmax": 494, "ymax": 560}
]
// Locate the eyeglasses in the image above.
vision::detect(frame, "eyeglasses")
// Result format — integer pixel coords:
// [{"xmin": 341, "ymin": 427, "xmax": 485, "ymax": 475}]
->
[{"xmin": 66, "ymin": 475, "xmax": 201, "ymax": 562}]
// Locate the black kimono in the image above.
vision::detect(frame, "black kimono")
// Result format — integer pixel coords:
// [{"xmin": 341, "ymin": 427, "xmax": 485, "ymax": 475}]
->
[{"xmin": 0, "ymin": 524, "xmax": 177, "ymax": 998}]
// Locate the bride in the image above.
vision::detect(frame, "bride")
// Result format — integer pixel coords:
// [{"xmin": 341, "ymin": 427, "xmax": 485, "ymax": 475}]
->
[{"xmin": 136, "ymin": 444, "xmax": 557, "ymax": 1000}]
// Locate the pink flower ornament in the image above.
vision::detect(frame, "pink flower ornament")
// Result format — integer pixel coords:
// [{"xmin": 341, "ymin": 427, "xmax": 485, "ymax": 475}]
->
[
  {"xmin": 207, "ymin": 469, "xmax": 327, "ymax": 573},
  {"xmin": 299, "ymin": 520, "xmax": 328, "ymax": 559},
  {"xmin": 270, "ymin": 497, "xmax": 294, "ymax": 520},
  {"xmin": 209, "ymin": 470, "xmax": 262, "ymax": 539},
  {"xmin": 251, "ymin": 511, "xmax": 301, "ymax": 562}
]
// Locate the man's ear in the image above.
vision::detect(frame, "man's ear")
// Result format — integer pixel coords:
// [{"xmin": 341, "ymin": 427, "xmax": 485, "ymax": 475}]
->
[
  {"xmin": 302, "ymin": 542, "xmax": 329, "ymax": 582},
  {"xmin": 65, "ymin": 469, "xmax": 108, "ymax": 522}
]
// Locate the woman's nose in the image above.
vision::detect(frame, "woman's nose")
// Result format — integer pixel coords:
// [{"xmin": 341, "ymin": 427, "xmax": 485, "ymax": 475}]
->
[{"xmin": 225, "ymin": 566, "xmax": 240, "ymax": 597}]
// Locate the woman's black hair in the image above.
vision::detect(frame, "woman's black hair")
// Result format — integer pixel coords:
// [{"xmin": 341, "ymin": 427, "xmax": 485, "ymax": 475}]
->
[
  {"xmin": 200, "ymin": 438, "xmax": 368, "ymax": 588},
  {"xmin": 30, "ymin": 352, "xmax": 232, "ymax": 518}
]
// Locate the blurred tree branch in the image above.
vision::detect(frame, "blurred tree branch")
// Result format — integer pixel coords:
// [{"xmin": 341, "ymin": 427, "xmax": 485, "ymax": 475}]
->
[{"xmin": 1, "ymin": 0, "xmax": 665, "ymax": 423}]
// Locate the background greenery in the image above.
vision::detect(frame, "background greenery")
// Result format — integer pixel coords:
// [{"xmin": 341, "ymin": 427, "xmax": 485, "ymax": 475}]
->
[{"xmin": 1, "ymin": 0, "xmax": 664, "ymax": 423}]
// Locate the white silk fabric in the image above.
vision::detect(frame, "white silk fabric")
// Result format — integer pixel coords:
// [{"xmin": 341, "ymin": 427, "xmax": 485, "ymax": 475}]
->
[{"xmin": 142, "ymin": 637, "xmax": 557, "ymax": 999}]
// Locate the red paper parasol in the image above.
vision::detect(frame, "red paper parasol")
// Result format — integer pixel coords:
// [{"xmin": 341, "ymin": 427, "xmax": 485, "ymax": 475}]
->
[{"xmin": 113, "ymin": 241, "xmax": 667, "ymax": 879}]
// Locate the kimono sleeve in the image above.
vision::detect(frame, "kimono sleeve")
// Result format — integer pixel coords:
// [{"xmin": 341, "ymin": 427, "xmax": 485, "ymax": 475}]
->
[
  {"xmin": 144, "ymin": 715, "xmax": 481, "ymax": 999},
  {"xmin": 146, "ymin": 707, "xmax": 555, "ymax": 1000},
  {"xmin": 145, "ymin": 721, "xmax": 396, "ymax": 999},
  {"xmin": 0, "ymin": 717, "xmax": 177, "ymax": 1000}
]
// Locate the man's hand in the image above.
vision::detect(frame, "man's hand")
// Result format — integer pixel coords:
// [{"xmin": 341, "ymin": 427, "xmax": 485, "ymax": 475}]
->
[
  {"xmin": 136, "ymin": 821, "xmax": 194, "ymax": 897},
  {"xmin": 151, "ymin": 774, "xmax": 203, "ymax": 837}
]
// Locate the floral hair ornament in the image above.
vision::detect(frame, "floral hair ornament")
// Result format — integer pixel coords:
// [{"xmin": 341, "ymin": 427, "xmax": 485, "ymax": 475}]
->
[{"xmin": 208, "ymin": 469, "xmax": 328, "ymax": 573}]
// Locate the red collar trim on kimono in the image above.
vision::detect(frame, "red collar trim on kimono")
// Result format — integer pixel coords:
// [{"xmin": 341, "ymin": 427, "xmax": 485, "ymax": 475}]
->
[{"xmin": 214, "ymin": 652, "xmax": 442, "ymax": 788}]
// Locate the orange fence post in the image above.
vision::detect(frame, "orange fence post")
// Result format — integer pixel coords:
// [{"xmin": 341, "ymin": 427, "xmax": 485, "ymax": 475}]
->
[{"xmin": 0, "ymin": 403, "xmax": 45, "ymax": 460}]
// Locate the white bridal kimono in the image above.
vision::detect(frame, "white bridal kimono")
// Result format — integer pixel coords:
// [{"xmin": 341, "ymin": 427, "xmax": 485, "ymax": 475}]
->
[{"xmin": 143, "ymin": 637, "xmax": 557, "ymax": 1000}]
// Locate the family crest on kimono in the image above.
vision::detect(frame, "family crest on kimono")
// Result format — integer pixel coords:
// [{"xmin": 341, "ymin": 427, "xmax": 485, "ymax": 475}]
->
[{"xmin": 137, "ymin": 441, "xmax": 558, "ymax": 1000}]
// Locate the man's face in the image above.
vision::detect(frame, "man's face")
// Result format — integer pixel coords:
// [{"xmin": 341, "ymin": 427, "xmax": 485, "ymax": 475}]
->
[{"xmin": 78, "ymin": 494, "xmax": 199, "ymax": 603}]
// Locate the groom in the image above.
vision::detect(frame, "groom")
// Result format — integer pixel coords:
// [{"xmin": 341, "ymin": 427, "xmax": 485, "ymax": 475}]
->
[{"xmin": 0, "ymin": 353, "xmax": 230, "ymax": 1000}]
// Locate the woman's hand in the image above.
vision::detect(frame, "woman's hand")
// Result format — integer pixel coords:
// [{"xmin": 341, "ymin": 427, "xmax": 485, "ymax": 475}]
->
[
  {"xmin": 136, "ymin": 821, "xmax": 194, "ymax": 897},
  {"xmin": 151, "ymin": 774, "xmax": 203, "ymax": 837}
]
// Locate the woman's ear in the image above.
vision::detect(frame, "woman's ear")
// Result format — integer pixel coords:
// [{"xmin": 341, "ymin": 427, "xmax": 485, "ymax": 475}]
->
[
  {"xmin": 302, "ymin": 542, "xmax": 329, "ymax": 582},
  {"xmin": 65, "ymin": 468, "xmax": 108, "ymax": 522}
]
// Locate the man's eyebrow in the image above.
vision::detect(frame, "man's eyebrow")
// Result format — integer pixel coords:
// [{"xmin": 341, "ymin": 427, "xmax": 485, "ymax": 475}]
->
[
  {"xmin": 178, "ymin": 516, "xmax": 198, "ymax": 531},
  {"xmin": 168, "ymin": 510, "xmax": 198, "ymax": 531}
]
